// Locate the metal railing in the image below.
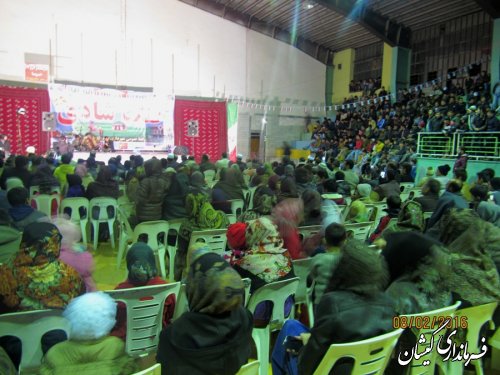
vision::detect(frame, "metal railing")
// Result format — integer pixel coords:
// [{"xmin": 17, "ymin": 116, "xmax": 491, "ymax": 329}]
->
[{"xmin": 417, "ymin": 132, "xmax": 500, "ymax": 159}]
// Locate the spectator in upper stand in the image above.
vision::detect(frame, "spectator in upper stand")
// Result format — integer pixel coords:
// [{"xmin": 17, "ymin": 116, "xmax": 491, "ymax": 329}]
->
[
  {"xmin": 399, "ymin": 163, "xmax": 414, "ymax": 183},
  {"xmin": 414, "ymin": 178, "xmax": 441, "ymax": 212},
  {"xmin": 342, "ymin": 159, "xmax": 359, "ymax": 189},
  {"xmin": 434, "ymin": 164, "xmax": 451, "ymax": 189},
  {"xmin": 454, "ymin": 168, "xmax": 472, "ymax": 202},
  {"xmin": 199, "ymin": 154, "xmax": 216, "ymax": 173},
  {"xmin": 53, "ymin": 153, "xmax": 75, "ymax": 190},
  {"xmin": 334, "ymin": 171, "xmax": 352, "ymax": 197},
  {"xmin": 453, "ymin": 147, "xmax": 468, "ymax": 173},
  {"xmin": 375, "ymin": 169, "xmax": 400, "ymax": 201},
  {"xmin": 215, "ymin": 152, "xmax": 230, "ymax": 171},
  {"xmin": 135, "ymin": 158, "xmax": 171, "ymax": 224},
  {"xmin": 427, "ymin": 108, "xmax": 444, "ymax": 132},
  {"xmin": 0, "ymin": 155, "xmax": 31, "ymax": 190},
  {"xmin": 426, "ymin": 179, "xmax": 468, "ymax": 231},
  {"xmin": 7, "ymin": 187, "xmax": 46, "ymax": 231},
  {"xmin": 307, "ymin": 223, "xmax": 347, "ymax": 306},
  {"xmin": 491, "ymin": 177, "xmax": 500, "ymax": 206},
  {"xmin": 486, "ymin": 108, "xmax": 500, "ymax": 131}
]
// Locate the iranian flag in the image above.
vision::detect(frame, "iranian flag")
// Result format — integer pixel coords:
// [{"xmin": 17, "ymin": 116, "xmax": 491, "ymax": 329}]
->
[{"xmin": 227, "ymin": 102, "xmax": 238, "ymax": 162}]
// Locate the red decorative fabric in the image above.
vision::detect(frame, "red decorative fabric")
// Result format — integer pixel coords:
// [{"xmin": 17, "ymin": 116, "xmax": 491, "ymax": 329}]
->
[
  {"xmin": 174, "ymin": 100, "xmax": 227, "ymax": 163},
  {"xmin": 0, "ymin": 85, "xmax": 50, "ymax": 155}
]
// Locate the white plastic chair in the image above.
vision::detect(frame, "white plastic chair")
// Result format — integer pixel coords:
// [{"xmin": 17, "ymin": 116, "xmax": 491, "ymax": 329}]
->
[
  {"xmin": 60, "ymin": 197, "xmax": 89, "ymax": 244},
  {"xmin": 172, "ymin": 283, "xmax": 188, "ymax": 320},
  {"xmin": 313, "ymin": 329, "xmax": 404, "ymax": 375},
  {"xmin": 31, "ymin": 194, "xmax": 61, "ymax": 218},
  {"xmin": 236, "ymin": 360, "xmax": 260, "ymax": 375},
  {"xmin": 491, "ymin": 327, "xmax": 500, "ymax": 372},
  {"xmin": 246, "ymin": 187, "xmax": 258, "ymax": 210},
  {"xmin": 306, "ymin": 280, "xmax": 316, "ymax": 327},
  {"xmin": 242, "ymin": 277, "xmax": 252, "ymax": 307},
  {"xmin": 247, "ymin": 277, "xmax": 300, "ymax": 375},
  {"xmin": 401, "ymin": 301, "xmax": 462, "ymax": 375},
  {"xmin": 165, "ymin": 218, "xmax": 183, "ymax": 280},
  {"xmin": 117, "ymin": 207, "xmax": 134, "ymax": 268},
  {"xmin": 133, "ymin": 220, "xmax": 170, "ymax": 279},
  {"xmin": 105, "ymin": 283, "xmax": 181, "ymax": 357},
  {"xmin": 228, "ymin": 198, "xmax": 245, "ymax": 217},
  {"xmin": 372, "ymin": 202, "xmax": 388, "ymax": 225},
  {"xmin": 441, "ymin": 302, "xmax": 498, "ymax": 375},
  {"xmin": 132, "ymin": 363, "xmax": 161, "ymax": 375},
  {"xmin": 291, "ymin": 258, "xmax": 313, "ymax": 305},
  {"xmin": 345, "ymin": 222, "xmax": 374, "ymax": 241},
  {"xmin": 89, "ymin": 197, "xmax": 118, "ymax": 249},
  {"xmin": 0, "ymin": 309, "xmax": 71, "ymax": 371},
  {"xmin": 189, "ymin": 229, "xmax": 228, "ymax": 257},
  {"xmin": 29, "ymin": 185, "xmax": 61, "ymax": 197},
  {"xmin": 298, "ymin": 225, "xmax": 322, "ymax": 241}
]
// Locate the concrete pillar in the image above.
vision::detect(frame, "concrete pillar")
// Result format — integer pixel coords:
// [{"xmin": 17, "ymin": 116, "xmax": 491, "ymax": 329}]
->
[
  {"xmin": 332, "ymin": 48, "xmax": 355, "ymax": 103},
  {"xmin": 381, "ymin": 43, "xmax": 411, "ymax": 94}
]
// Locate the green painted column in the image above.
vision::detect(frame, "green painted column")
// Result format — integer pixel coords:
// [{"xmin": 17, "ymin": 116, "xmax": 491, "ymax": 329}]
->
[
  {"xmin": 491, "ymin": 18, "xmax": 500, "ymax": 101},
  {"xmin": 381, "ymin": 43, "xmax": 411, "ymax": 94},
  {"xmin": 325, "ymin": 65, "xmax": 334, "ymax": 117}
]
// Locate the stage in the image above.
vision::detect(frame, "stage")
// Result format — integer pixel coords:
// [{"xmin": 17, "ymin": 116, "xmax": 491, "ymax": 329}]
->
[{"xmin": 73, "ymin": 151, "xmax": 171, "ymax": 164}]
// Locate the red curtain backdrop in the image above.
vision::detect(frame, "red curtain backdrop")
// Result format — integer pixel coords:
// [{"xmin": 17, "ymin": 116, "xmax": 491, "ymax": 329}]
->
[
  {"xmin": 0, "ymin": 85, "xmax": 50, "ymax": 155},
  {"xmin": 174, "ymin": 100, "xmax": 227, "ymax": 163}
]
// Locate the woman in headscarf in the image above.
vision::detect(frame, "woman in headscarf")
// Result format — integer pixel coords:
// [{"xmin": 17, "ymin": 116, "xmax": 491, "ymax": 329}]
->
[
  {"xmin": 268, "ymin": 174, "xmax": 281, "ymax": 195},
  {"xmin": 86, "ymin": 165, "xmax": 119, "ymax": 200},
  {"xmin": 272, "ymin": 198, "xmax": 305, "ymax": 259},
  {"xmin": 65, "ymin": 174, "xmax": 85, "ymax": 198},
  {"xmin": 157, "ymin": 246, "xmax": 253, "ymax": 375},
  {"xmin": 40, "ymin": 292, "xmax": 136, "ymax": 375},
  {"xmin": 174, "ymin": 193, "xmax": 228, "ymax": 281},
  {"xmin": 111, "ymin": 242, "xmax": 176, "ymax": 340},
  {"xmin": 379, "ymin": 200, "xmax": 424, "ymax": 238},
  {"xmin": 271, "ymin": 240, "xmax": 395, "ymax": 375},
  {"xmin": 188, "ymin": 171, "xmax": 211, "ymax": 198},
  {"xmin": 438, "ymin": 209, "xmax": 500, "ymax": 306},
  {"xmin": 0, "ymin": 222, "xmax": 84, "ymax": 313},
  {"xmin": 212, "ymin": 168, "xmax": 246, "ymax": 213},
  {"xmin": 28, "ymin": 164, "xmax": 60, "ymax": 194},
  {"xmin": 232, "ymin": 217, "xmax": 294, "ymax": 293},
  {"xmin": 238, "ymin": 187, "xmax": 277, "ymax": 222}
]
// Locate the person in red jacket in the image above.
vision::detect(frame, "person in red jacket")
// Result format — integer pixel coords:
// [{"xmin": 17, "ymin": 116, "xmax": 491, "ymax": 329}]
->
[
  {"xmin": 111, "ymin": 242, "xmax": 176, "ymax": 340},
  {"xmin": 272, "ymin": 198, "xmax": 305, "ymax": 259}
]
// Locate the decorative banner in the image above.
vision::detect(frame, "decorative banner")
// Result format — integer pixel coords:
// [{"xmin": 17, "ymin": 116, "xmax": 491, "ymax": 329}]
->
[
  {"xmin": 25, "ymin": 64, "xmax": 49, "ymax": 83},
  {"xmin": 48, "ymin": 83, "xmax": 175, "ymax": 151},
  {"xmin": 227, "ymin": 102, "xmax": 238, "ymax": 162}
]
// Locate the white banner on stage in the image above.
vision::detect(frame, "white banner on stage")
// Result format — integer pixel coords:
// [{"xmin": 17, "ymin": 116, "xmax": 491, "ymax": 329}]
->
[{"xmin": 48, "ymin": 83, "xmax": 175, "ymax": 152}]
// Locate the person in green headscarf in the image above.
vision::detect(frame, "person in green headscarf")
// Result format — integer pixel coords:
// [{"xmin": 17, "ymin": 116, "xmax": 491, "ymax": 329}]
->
[
  {"xmin": 238, "ymin": 187, "xmax": 277, "ymax": 222},
  {"xmin": 380, "ymin": 200, "xmax": 424, "ymax": 238},
  {"xmin": 174, "ymin": 193, "xmax": 229, "ymax": 281},
  {"xmin": 157, "ymin": 245, "xmax": 253, "ymax": 375}
]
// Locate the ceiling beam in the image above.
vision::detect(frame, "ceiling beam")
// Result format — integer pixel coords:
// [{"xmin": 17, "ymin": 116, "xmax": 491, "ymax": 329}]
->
[
  {"xmin": 312, "ymin": 0, "xmax": 412, "ymax": 48},
  {"xmin": 473, "ymin": 0, "xmax": 500, "ymax": 18}
]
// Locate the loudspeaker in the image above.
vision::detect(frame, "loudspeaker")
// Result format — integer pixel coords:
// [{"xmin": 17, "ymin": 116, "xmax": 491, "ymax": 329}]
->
[{"xmin": 42, "ymin": 112, "xmax": 56, "ymax": 131}]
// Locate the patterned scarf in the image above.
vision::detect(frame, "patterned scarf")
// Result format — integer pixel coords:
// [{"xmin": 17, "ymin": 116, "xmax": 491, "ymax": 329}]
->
[
  {"xmin": 126, "ymin": 242, "xmax": 158, "ymax": 284},
  {"xmin": 233, "ymin": 217, "xmax": 292, "ymax": 283},
  {"xmin": 186, "ymin": 245, "xmax": 244, "ymax": 314}
]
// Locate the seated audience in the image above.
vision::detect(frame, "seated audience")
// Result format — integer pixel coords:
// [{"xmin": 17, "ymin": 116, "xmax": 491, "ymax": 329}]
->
[
  {"xmin": 0, "ymin": 155, "xmax": 31, "ymax": 190},
  {"xmin": 277, "ymin": 177, "xmax": 299, "ymax": 202},
  {"xmin": 454, "ymin": 167, "xmax": 472, "ymax": 201},
  {"xmin": 0, "ymin": 209, "xmax": 20, "ymax": 264},
  {"xmin": 174, "ymin": 193, "xmax": 228, "ymax": 280},
  {"xmin": 375, "ymin": 169, "xmax": 400, "ymax": 200},
  {"xmin": 470, "ymin": 184, "xmax": 500, "ymax": 227},
  {"xmin": 212, "ymin": 168, "xmax": 246, "ymax": 214},
  {"xmin": 86, "ymin": 165, "xmax": 119, "ymax": 200},
  {"xmin": 199, "ymin": 154, "xmax": 216, "ymax": 173},
  {"xmin": 157, "ymin": 247, "xmax": 253, "ymax": 375},
  {"xmin": 345, "ymin": 199, "xmax": 369, "ymax": 224},
  {"xmin": 369, "ymin": 195, "xmax": 401, "ymax": 243},
  {"xmin": 239, "ymin": 187, "xmax": 276, "ymax": 222},
  {"xmin": 271, "ymin": 240, "xmax": 395, "ymax": 375},
  {"xmin": 53, "ymin": 153, "xmax": 75, "ymax": 190},
  {"xmin": 414, "ymin": 178, "xmax": 440, "ymax": 212},
  {"xmin": 162, "ymin": 167, "xmax": 189, "ymax": 220},
  {"xmin": 187, "ymin": 171, "xmax": 211, "ymax": 197},
  {"xmin": 491, "ymin": 177, "xmax": 500, "ymax": 205},
  {"xmin": 111, "ymin": 243, "xmax": 176, "ymax": 340},
  {"xmin": 272, "ymin": 198, "xmax": 305, "ymax": 259},
  {"xmin": 426, "ymin": 179, "xmax": 468, "ymax": 230},
  {"xmin": 7, "ymin": 187, "xmax": 46, "ymax": 231},
  {"xmin": 74, "ymin": 164, "xmax": 94, "ymax": 189},
  {"xmin": 342, "ymin": 159, "xmax": 359, "ymax": 188},
  {"xmin": 308, "ymin": 223, "xmax": 347, "ymax": 306},
  {"xmin": 301, "ymin": 190, "xmax": 322, "ymax": 226},
  {"xmin": 380, "ymin": 200, "xmax": 424, "ymax": 238},
  {"xmin": 434, "ymin": 164, "xmax": 451, "ymax": 189},
  {"xmin": 40, "ymin": 292, "xmax": 136, "ymax": 375},
  {"xmin": 65, "ymin": 174, "xmax": 85, "ymax": 198},
  {"xmin": 29, "ymin": 164, "xmax": 60, "ymax": 194},
  {"xmin": 295, "ymin": 167, "xmax": 317, "ymax": 195}
]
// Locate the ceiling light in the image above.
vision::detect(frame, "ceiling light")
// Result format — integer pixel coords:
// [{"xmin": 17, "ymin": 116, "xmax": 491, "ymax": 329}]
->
[{"xmin": 303, "ymin": 1, "xmax": 314, "ymax": 10}]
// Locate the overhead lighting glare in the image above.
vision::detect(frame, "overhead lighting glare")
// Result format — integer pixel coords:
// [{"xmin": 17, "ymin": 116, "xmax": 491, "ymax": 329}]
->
[{"xmin": 303, "ymin": 1, "xmax": 314, "ymax": 10}]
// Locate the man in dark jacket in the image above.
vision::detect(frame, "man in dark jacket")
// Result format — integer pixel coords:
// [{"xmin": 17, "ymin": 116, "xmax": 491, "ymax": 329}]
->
[
  {"xmin": 7, "ymin": 187, "xmax": 46, "ymax": 231},
  {"xmin": 0, "ymin": 155, "xmax": 31, "ymax": 190}
]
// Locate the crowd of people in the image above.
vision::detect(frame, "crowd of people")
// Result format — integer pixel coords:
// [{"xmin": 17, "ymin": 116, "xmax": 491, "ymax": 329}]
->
[
  {"xmin": 348, "ymin": 77, "xmax": 382, "ymax": 93},
  {"xmin": 0, "ymin": 66, "xmax": 498, "ymax": 374},
  {"xmin": 0, "ymin": 135, "xmax": 498, "ymax": 374}
]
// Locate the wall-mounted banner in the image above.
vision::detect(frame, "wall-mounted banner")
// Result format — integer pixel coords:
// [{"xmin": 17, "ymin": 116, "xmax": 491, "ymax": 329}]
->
[{"xmin": 48, "ymin": 83, "xmax": 175, "ymax": 151}]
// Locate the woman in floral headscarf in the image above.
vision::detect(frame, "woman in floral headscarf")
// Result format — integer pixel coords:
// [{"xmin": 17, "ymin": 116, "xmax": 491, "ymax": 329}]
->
[
  {"xmin": 111, "ymin": 243, "xmax": 176, "ymax": 340},
  {"xmin": 232, "ymin": 217, "xmax": 294, "ymax": 293},
  {"xmin": 157, "ymin": 246, "xmax": 253, "ymax": 375},
  {"xmin": 0, "ymin": 222, "xmax": 84, "ymax": 313},
  {"xmin": 238, "ymin": 187, "xmax": 277, "ymax": 222},
  {"xmin": 380, "ymin": 200, "xmax": 424, "ymax": 239},
  {"xmin": 174, "ymin": 193, "xmax": 229, "ymax": 281},
  {"xmin": 272, "ymin": 198, "xmax": 305, "ymax": 259}
]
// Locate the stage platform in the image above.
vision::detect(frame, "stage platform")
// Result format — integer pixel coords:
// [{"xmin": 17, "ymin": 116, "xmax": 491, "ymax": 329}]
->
[{"xmin": 73, "ymin": 151, "xmax": 169, "ymax": 164}]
